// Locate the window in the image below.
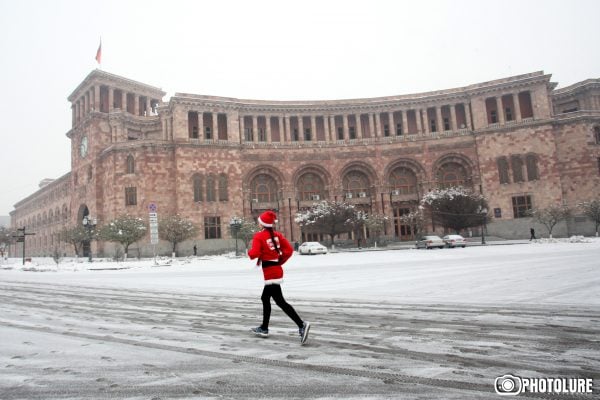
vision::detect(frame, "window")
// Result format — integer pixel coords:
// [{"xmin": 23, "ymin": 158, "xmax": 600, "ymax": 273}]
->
[
  {"xmin": 436, "ymin": 162, "xmax": 468, "ymax": 188},
  {"xmin": 87, "ymin": 166, "xmax": 93, "ymax": 182},
  {"xmin": 343, "ymin": 171, "xmax": 370, "ymax": 197},
  {"xmin": 497, "ymin": 157, "xmax": 510, "ymax": 184},
  {"xmin": 525, "ymin": 154, "xmax": 539, "ymax": 181},
  {"xmin": 337, "ymin": 127, "xmax": 343, "ymax": 140},
  {"xmin": 383, "ymin": 124, "xmax": 389, "ymax": 137},
  {"xmin": 258, "ymin": 128, "xmax": 266, "ymax": 142},
  {"xmin": 205, "ymin": 126, "xmax": 212, "ymax": 140},
  {"xmin": 511, "ymin": 155, "xmax": 524, "ymax": 183},
  {"xmin": 305, "ymin": 128, "xmax": 312, "ymax": 141},
  {"xmin": 126, "ymin": 155, "xmax": 135, "ymax": 174},
  {"xmin": 293, "ymin": 128, "xmax": 299, "ymax": 141},
  {"xmin": 430, "ymin": 119, "xmax": 437, "ymax": 132},
  {"xmin": 349, "ymin": 126, "xmax": 356, "ymax": 139},
  {"xmin": 206, "ymin": 175, "xmax": 216, "ymax": 202},
  {"xmin": 218, "ymin": 174, "xmax": 228, "ymax": 201},
  {"xmin": 397, "ymin": 123, "xmax": 403, "ymax": 135},
  {"xmin": 251, "ymin": 174, "xmax": 278, "ymax": 202},
  {"xmin": 204, "ymin": 217, "xmax": 221, "ymax": 239},
  {"xmin": 512, "ymin": 195, "xmax": 532, "ymax": 218},
  {"xmin": 443, "ymin": 118, "xmax": 450, "ymax": 131},
  {"xmin": 125, "ymin": 187, "xmax": 137, "ymax": 206},
  {"xmin": 594, "ymin": 126, "xmax": 600, "ymax": 144},
  {"xmin": 389, "ymin": 167, "xmax": 417, "ymax": 194},
  {"xmin": 193, "ymin": 174, "xmax": 203, "ymax": 202},
  {"xmin": 490, "ymin": 110, "xmax": 498, "ymax": 124},
  {"xmin": 244, "ymin": 127, "xmax": 252, "ymax": 142},
  {"xmin": 298, "ymin": 173, "xmax": 325, "ymax": 201},
  {"xmin": 505, "ymin": 107, "xmax": 513, "ymax": 121}
]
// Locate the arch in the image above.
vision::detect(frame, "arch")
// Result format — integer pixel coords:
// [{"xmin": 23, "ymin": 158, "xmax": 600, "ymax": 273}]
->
[
  {"xmin": 432, "ymin": 153, "xmax": 474, "ymax": 188},
  {"xmin": 384, "ymin": 158, "xmax": 427, "ymax": 194},
  {"xmin": 292, "ymin": 164, "xmax": 331, "ymax": 201},
  {"xmin": 244, "ymin": 165, "xmax": 285, "ymax": 204},
  {"xmin": 340, "ymin": 161, "xmax": 377, "ymax": 198},
  {"xmin": 339, "ymin": 161, "xmax": 379, "ymax": 187}
]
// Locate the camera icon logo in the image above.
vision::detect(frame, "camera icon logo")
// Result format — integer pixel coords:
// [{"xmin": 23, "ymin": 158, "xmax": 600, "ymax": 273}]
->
[{"xmin": 495, "ymin": 374, "xmax": 522, "ymax": 395}]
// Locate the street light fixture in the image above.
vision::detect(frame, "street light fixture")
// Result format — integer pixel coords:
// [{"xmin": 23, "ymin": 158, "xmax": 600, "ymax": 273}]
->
[
  {"xmin": 229, "ymin": 217, "xmax": 242, "ymax": 257},
  {"xmin": 82, "ymin": 215, "xmax": 97, "ymax": 262}
]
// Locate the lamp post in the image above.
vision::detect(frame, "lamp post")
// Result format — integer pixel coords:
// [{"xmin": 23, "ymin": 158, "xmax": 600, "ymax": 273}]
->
[
  {"xmin": 82, "ymin": 215, "xmax": 96, "ymax": 262},
  {"xmin": 229, "ymin": 217, "xmax": 242, "ymax": 257},
  {"xmin": 479, "ymin": 207, "xmax": 488, "ymax": 245}
]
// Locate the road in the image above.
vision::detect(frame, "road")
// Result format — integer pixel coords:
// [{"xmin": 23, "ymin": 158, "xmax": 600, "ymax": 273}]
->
[{"xmin": 0, "ymin": 280, "xmax": 598, "ymax": 399}]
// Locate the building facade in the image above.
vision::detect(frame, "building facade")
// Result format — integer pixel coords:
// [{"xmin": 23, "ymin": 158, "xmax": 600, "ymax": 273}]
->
[{"xmin": 10, "ymin": 70, "xmax": 600, "ymax": 257}]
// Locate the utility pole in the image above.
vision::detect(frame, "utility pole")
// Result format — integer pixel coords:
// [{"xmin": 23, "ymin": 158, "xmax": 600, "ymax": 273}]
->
[{"xmin": 12, "ymin": 227, "xmax": 36, "ymax": 265}]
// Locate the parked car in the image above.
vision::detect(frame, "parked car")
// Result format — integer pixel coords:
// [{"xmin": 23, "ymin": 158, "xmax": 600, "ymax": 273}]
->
[
  {"xmin": 298, "ymin": 242, "xmax": 328, "ymax": 255},
  {"xmin": 415, "ymin": 235, "xmax": 445, "ymax": 249},
  {"xmin": 443, "ymin": 234, "xmax": 467, "ymax": 248}
]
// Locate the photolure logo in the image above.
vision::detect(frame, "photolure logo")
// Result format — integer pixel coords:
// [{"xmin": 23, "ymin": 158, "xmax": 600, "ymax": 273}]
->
[{"xmin": 494, "ymin": 374, "xmax": 594, "ymax": 396}]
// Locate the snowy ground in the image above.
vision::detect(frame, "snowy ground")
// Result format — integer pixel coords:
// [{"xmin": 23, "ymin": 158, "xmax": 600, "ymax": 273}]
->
[{"xmin": 0, "ymin": 239, "xmax": 599, "ymax": 399}]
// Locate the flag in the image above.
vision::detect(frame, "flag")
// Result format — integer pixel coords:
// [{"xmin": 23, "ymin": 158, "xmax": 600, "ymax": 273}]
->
[{"xmin": 95, "ymin": 40, "xmax": 102, "ymax": 64}]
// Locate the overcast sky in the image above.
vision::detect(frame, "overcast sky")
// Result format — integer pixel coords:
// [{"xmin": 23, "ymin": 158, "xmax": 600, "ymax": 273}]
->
[{"xmin": 1, "ymin": 0, "xmax": 599, "ymax": 219}]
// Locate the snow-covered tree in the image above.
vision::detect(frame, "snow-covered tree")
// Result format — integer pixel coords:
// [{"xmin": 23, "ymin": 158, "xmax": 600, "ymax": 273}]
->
[
  {"xmin": 0, "ymin": 226, "xmax": 14, "ymax": 259},
  {"xmin": 578, "ymin": 199, "xmax": 600, "ymax": 236},
  {"xmin": 229, "ymin": 216, "xmax": 259, "ymax": 250},
  {"xmin": 399, "ymin": 208, "xmax": 425, "ymax": 240},
  {"xmin": 158, "ymin": 214, "xmax": 198, "ymax": 257},
  {"xmin": 421, "ymin": 186, "xmax": 489, "ymax": 234},
  {"xmin": 528, "ymin": 204, "xmax": 572, "ymax": 238},
  {"xmin": 295, "ymin": 200, "xmax": 358, "ymax": 246},
  {"xmin": 98, "ymin": 215, "xmax": 147, "ymax": 260},
  {"xmin": 362, "ymin": 213, "xmax": 388, "ymax": 245},
  {"xmin": 57, "ymin": 225, "xmax": 96, "ymax": 257}
]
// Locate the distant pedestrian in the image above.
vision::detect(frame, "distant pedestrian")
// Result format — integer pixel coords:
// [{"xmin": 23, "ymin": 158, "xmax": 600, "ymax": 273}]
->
[
  {"xmin": 193, "ymin": 245, "xmax": 197, "ymax": 256},
  {"xmin": 294, "ymin": 241, "xmax": 299, "ymax": 252},
  {"xmin": 530, "ymin": 228, "xmax": 536, "ymax": 241},
  {"xmin": 248, "ymin": 210, "xmax": 310, "ymax": 344}
]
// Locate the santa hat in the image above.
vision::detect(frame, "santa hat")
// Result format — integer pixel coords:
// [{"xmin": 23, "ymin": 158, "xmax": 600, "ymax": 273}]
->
[{"xmin": 258, "ymin": 210, "xmax": 278, "ymax": 227}]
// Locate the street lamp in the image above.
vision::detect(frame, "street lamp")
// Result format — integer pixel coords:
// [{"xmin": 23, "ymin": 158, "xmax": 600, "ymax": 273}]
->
[
  {"xmin": 229, "ymin": 217, "xmax": 242, "ymax": 257},
  {"xmin": 479, "ymin": 207, "xmax": 488, "ymax": 245},
  {"xmin": 82, "ymin": 215, "xmax": 97, "ymax": 262}
]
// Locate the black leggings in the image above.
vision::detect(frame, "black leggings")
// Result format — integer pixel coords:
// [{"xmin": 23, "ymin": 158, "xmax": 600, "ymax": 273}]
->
[{"xmin": 261, "ymin": 284, "xmax": 303, "ymax": 330}]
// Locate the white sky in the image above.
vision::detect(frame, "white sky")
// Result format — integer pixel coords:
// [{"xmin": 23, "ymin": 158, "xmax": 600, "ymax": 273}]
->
[{"xmin": 1, "ymin": 0, "xmax": 599, "ymax": 218}]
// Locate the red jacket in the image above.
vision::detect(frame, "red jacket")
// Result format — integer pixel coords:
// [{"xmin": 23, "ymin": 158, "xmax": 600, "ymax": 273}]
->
[{"xmin": 248, "ymin": 228, "xmax": 293, "ymax": 284}]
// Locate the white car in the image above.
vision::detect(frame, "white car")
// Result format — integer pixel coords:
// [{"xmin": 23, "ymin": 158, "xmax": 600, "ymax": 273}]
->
[
  {"xmin": 443, "ymin": 234, "xmax": 467, "ymax": 248},
  {"xmin": 415, "ymin": 235, "xmax": 445, "ymax": 249},
  {"xmin": 298, "ymin": 242, "xmax": 328, "ymax": 255}
]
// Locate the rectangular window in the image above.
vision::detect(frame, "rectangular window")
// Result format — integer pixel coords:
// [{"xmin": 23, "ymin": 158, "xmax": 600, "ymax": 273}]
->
[
  {"xmin": 490, "ymin": 110, "xmax": 498, "ymax": 124},
  {"xmin": 125, "ymin": 187, "xmax": 137, "ymax": 206},
  {"xmin": 244, "ymin": 127, "xmax": 252, "ymax": 141},
  {"xmin": 512, "ymin": 195, "xmax": 532, "ymax": 218},
  {"xmin": 304, "ymin": 128, "xmax": 311, "ymax": 141},
  {"xmin": 205, "ymin": 126, "xmax": 212, "ymax": 140},
  {"xmin": 396, "ymin": 123, "xmax": 403, "ymax": 135},
  {"xmin": 383, "ymin": 124, "xmax": 389, "ymax": 136},
  {"xmin": 293, "ymin": 128, "xmax": 299, "ymax": 141},
  {"xmin": 505, "ymin": 107, "xmax": 513, "ymax": 121},
  {"xmin": 443, "ymin": 118, "xmax": 450, "ymax": 131},
  {"xmin": 349, "ymin": 126, "xmax": 356, "ymax": 139},
  {"xmin": 204, "ymin": 216, "xmax": 221, "ymax": 239},
  {"xmin": 337, "ymin": 127, "xmax": 343, "ymax": 140},
  {"xmin": 430, "ymin": 120, "xmax": 437, "ymax": 132},
  {"xmin": 258, "ymin": 128, "xmax": 266, "ymax": 142}
]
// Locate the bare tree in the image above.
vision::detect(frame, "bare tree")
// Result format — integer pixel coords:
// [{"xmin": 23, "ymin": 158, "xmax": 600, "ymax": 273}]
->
[
  {"xmin": 421, "ymin": 187, "xmax": 489, "ymax": 234},
  {"xmin": 528, "ymin": 204, "xmax": 572, "ymax": 238},
  {"xmin": 578, "ymin": 199, "xmax": 600, "ymax": 237},
  {"xmin": 98, "ymin": 215, "xmax": 147, "ymax": 260},
  {"xmin": 57, "ymin": 226, "xmax": 95, "ymax": 257},
  {"xmin": 295, "ymin": 200, "xmax": 358, "ymax": 247}
]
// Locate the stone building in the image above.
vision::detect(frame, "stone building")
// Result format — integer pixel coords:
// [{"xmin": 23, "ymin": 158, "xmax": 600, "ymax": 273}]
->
[{"xmin": 9, "ymin": 70, "xmax": 600, "ymax": 257}]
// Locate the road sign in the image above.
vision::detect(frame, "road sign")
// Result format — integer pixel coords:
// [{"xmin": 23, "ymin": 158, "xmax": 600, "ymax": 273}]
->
[{"xmin": 148, "ymin": 203, "xmax": 159, "ymax": 245}]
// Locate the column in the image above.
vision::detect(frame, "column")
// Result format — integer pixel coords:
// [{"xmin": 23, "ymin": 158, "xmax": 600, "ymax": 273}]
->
[
  {"xmin": 285, "ymin": 115, "xmax": 291, "ymax": 142},
  {"xmin": 108, "ymin": 88, "xmax": 114, "ymax": 112},
  {"xmin": 134, "ymin": 95, "xmax": 140, "ymax": 116},
  {"xmin": 239, "ymin": 115, "xmax": 245, "ymax": 142},
  {"xmin": 356, "ymin": 114, "xmax": 362, "ymax": 139},
  {"xmin": 310, "ymin": 115, "xmax": 317, "ymax": 141},
  {"xmin": 252, "ymin": 115, "xmax": 258, "ymax": 143},
  {"xmin": 324, "ymin": 115, "xmax": 331, "ymax": 142},
  {"xmin": 145, "ymin": 98, "xmax": 151, "ymax": 116},
  {"xmin": 465, "ymin": 103, "xmax": 473, "ymax": 130},
  {"xmin": 388, "ymin": 111, "xmax": 394, "ymax": 136},
  {"xmin": 298, "ymin": 115, "xmax": 304, "ymax": 142},
  {"xmin": 198, "ymin": 112, "xmax": 204, "ymax": 141},
  {"xmin": 266, "ymin": 115, "xmax": 272, "ymax": 143},
  {"xmin": 436, "ymin": 106, "xmax": 443, "ymax": 132},
  {"xmin": 422, "ymin": 109, "xmax": 430, "ymax": 134},
  {"xmin": 415, "ymin": 109, "xmax": 422, "ymax": 134},
  {"xmin": 329, "ymin": 115, "xmax": 336, "ymax": 141},
  {"xmin": 512, "ymin": 94, "xmax": 522, "ymax": 122},
  {"xmin": 83, "ymin": 95, "xmax": 88, "ymax": 116},
  {"xmin": 94, "ymin": 85, "xmax": 101, "ymax": 111},
  {"xmin": 121, "ymin": 91, "xmax": 127, "ymax": 113},
  {"xmin": 375, "ymin": 113, "xmax": 382, "ymax": 137},
  {"xmin": 368, "ymin": 113, "xmax": 375, "ymax": 138},
  {"xmin": 450, "ymin": 104, "xmax": 458, "ymax": 131},
  {"xmin": 402, "ymin": 110, "xmax": 409, "ymax": 135},
  {"xmin": 342, "ymin": 114, "xmax": 349, "ymax": 141},
  {"xmin": 496, "ymin": 97, "xmax": 505, "ymax": 125},
  {"xmin": 278, "ymin": 116, "xmax": 284, "ymax": 143}
]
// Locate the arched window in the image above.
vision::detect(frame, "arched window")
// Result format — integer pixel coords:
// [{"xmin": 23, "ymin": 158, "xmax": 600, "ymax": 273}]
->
[
  {"xmin": 389, "ymin": 167, "xmax": 417, "ymax": 194},
  {"xmin": 206, "ymin": 175, "xmax": 216, "ymax": 202},
  {"xmin": 126, "ymin": 155, "xmax": 135, "ymax": 174},
  {"xmin": 193, "ymin": 174, "xmax": 203, "ymax": 202},
  {"xmin": 436, "ymin": 162, "xmax": 468, "ymax": 188},
  {"xmin": 497, "ymin": 157, "xmax": 510, "ymax": 184},
  {"xmin": 251, "ymin": 174, "xmax": 278, "ymax": 202},
  {"xmin": 511, "ymin": 155, "xmax": 524, "ymax": 183},
  {"xmin": 298, "ymin": 173, "xmax": 326, "ymax": 201},
  {"xmin": 526, "ymin": 154, "xmax": 539, "ymax": 181},
  {"xmin": 218, "ymin": 174, "xmax": 228, "ymax": 201},
  {"xmin": 342, "ymin": 171, "xmax": 370, "ymax": 197}
]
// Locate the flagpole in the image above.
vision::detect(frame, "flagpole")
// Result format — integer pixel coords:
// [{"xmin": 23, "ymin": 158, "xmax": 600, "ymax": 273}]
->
[{"xmin": 95, "ymin": 38, "xmax": 102, "ymax": 69}]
